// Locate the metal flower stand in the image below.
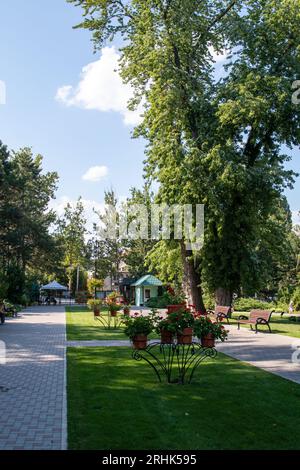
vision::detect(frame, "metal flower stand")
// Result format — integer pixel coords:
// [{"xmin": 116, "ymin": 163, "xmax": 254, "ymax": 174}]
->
[
  {"xmin": 94, "ymin": 312, "xmax": 124, "ymax": 329},
  {"xmin": 132, "ymin": 341, "xmax": 217, "ymax": 384}
]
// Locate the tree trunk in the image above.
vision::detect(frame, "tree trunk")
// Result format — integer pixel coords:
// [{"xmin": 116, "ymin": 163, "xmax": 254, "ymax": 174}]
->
[
  {"xmin": 180, "ymin": 242, "xmax": 205, "ymax": 312},
  {"xmin": 215, "ymin": 287, "xmax": 232, "ymax": 308}
]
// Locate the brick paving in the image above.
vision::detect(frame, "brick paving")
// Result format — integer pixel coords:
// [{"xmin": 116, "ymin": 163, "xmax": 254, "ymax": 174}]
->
[{"xmin": 0, "ymin": 306, "xmax": 66, "ymax": 450}]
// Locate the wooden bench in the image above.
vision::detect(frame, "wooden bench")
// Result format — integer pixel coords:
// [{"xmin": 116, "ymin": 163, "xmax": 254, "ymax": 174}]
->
[
  {"xmin": 237, "ymin": 310, "xmax": 273, "ymax": 333},
  {"xmin": 208, "ymin": 306, "xmax": 231, "ymax": 324}
]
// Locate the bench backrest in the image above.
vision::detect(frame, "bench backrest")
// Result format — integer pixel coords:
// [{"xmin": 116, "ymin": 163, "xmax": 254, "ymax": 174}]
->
[
  {"xmin": 215, "ymin": 306, "xmax": 231, "ymax": 315},
  {"xmin": 249, "ymin": 310, "xmax": 272, "ymax": 322}
]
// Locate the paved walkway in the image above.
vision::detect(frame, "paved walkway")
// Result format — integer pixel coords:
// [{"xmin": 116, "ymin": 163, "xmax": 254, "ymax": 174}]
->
[
  {"xmin": 217, "ymin": 325, "xmax": 300, "ymax": 384},
  {"xmin": 0, "ymin": 306, "xmax": 66, "ymax": 450}
]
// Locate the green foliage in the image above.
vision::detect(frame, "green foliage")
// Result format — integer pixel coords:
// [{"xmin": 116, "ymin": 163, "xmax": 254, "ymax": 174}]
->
[
  {"xmin": 89, "ymin": 189, "xmax": 124, "ymax": 285},
  {"xmin": 57, "ymin": 197, "xmax": 88, "ymax": 293},
  {"xmin": 87, "ymin": 298, "xmax": 103, "ymax": 309},
  {"xmin": 145, "ymin": 287, "xmax": 185, "ymax": 308},
  {"xmin": 0, "ymin": 142, "xmax": 59, "ymax": 303},
  {"xmin": 167, "ymin": 309, "xmax": 195, "ymax": 331},
  {"xmin": 20, "ymin": 293, "xmax": 30, "ymax": 307},
  {"xmin": 122, "ymin": 185, "xmax": 156, "ymax": 278},
  {"xmin": 145, "ymin": 240, "xmax": 183, "ymax": 285},
  {"xmin": 145, "ymin": 296, "xmax": 168, "ymax": 308},
  {"xmin": 69, "ymin": 1, "xmax": 300, "ymax": 307},
  {"xmin": 194, "ymin": 316, "xmax": 228, "ymax": 341},
  {"xmin": 233, "ymin": 297, "xmax": 275, "ymax": 312},
  {"xmin": 292, "ymin": 287, "xmax": 300, "ymax": 311},
  {"xmin": 124, "ymin": 314, "xmax": 153, "ymax": 338},
  {"xmin": 87, "ymin": 278, "xmax": 104, "ymax": 296}
]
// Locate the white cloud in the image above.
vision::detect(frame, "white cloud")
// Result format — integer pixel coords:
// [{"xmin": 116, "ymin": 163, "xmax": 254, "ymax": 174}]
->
[
  {"xmin": 82, "ymin": 165, "xmax": 108, "ymax": 182},
  {"xmin": 209, "ymin": 46, "xmax": 229, "ymax": 64},
  {"xmin": 55, "ymin": 46, "xmax": 143, "ymax": 126}
]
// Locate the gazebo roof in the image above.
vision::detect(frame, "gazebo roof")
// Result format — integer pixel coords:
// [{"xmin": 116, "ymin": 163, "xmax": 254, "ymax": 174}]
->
[
  {"xmin": 40, "ymin": 281, "xmax": 68, "ymax": 291},
  {"xmin": 131, "ymin": 275, "xmax": 163, "ymax": 287}
]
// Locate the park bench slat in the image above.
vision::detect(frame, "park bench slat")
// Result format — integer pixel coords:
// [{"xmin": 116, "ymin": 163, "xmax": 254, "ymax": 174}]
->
[
  {"xmin": 237, "ymin": 309, "xmax": 273, "ymax": 333},
  {"xmin": 209, "ymin": 305, "xmax": 231, "ymax": 323}
]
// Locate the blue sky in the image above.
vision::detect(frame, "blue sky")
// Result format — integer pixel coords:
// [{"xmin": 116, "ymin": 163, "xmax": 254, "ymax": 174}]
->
[{"xmin": 0, "ymin": 0, "xmax": 299, "ymax": 225}]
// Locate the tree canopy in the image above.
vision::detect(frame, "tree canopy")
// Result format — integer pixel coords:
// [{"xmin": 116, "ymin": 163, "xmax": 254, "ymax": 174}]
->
[{"xmin": 69, "ymin": 0, "xmax": 300, "ymax": 308}]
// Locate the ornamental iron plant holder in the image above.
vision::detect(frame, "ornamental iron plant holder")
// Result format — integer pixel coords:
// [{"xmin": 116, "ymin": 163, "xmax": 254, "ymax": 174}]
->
[
  {"xmin": 132, "ymin": 341, "xmax": 217, "ymax": 385},
  {"xmin": 94, "ymin": 311, "xmax": 124, "ymax": 330}
]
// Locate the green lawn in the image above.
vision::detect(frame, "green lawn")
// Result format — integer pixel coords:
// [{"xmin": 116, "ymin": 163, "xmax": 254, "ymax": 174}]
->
[
  {"xmin": 66, "ymin": 307, "xmax": 128, "ymax": 341},
  {"xmin": 66, "ymin": 307, "xmax": 300, "ymax": 341},
  {"xmin": 231, "ymin": 312, "xmax": 300, "ymax": 338},
  {"xmin": 67, "ymin": 347, "xmax": 300, "ymax": 450},
  {"xmin": 65, "ymin": 307, "xmax": 159, "ymax": 341}
]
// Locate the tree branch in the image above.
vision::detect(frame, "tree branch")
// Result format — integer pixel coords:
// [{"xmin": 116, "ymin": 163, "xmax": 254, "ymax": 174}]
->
[
  {"xmin": 208, "ymin": 0, "xmax": 238, "ymax": 31},
  {"xmin": 194, "ymin": 0, "xmax": 238, "ymax": 48},
  {"xmin": 113, "ymin": 0, "xmax": 134, "ymax": 20}
]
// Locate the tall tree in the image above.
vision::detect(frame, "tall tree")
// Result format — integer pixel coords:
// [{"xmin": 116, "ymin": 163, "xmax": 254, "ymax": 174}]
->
[
  {"xmin": 58, "ymin": 198, "xmax": 87, "ymax": 292},
  {"xmin": 0, "ymin": 143, "xmax": 59, "ymax": 301},
  {"xmin": 122, "ymin": 185, "xmax": 156, "ymax": 278},
  {"xmin": 95, "ymin": 189, "xmax": 124, "ymax": 288},
  {"xmin": 69, "ymin": 0, "xmax": 300, "ymax": 309}
]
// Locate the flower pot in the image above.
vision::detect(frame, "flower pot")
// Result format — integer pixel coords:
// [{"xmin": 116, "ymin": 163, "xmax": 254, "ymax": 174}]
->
[
  {"xmin": 167, "ymin": 304, "xmax": 186, "ymax": 314},
  {"xmin": 110, "ymin": 310, "xmax": 117, "ymax": 317},
  {"xmin": 123, "ymin": 308, "xmax": 130, "ymax": 316},
  {"xmin": 94, "ymin": 308, "xmax": 100, "ymax": 317},
  {"xmin": 177, "ymin": 327, "xmax": 193, "ymax": 345},
  {"xmin": 160, "ymin": 329, "xmax": 173, "ymax": 344},
  {"xmin": 132, "ymin": 334, "xmax": 148, "ymax": 350},
  {"xmin": 201, "ymin": 334, "xmax": 215, "ymax": 348}
]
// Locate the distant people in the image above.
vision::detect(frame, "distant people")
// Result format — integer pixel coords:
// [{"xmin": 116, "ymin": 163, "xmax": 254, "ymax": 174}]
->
[
  {"xmin": 289, "ymin": 300, "xmax": 294, "ymax": 315},
  {"xmin": 45, "ymin": 296, "xmax": 50, "ymax": 305},
  {"xmin": 50, "ymin": 296, "xmax": 57, "ymax": 305},
  {"xmin": 0, "ymin": 301, "xmax": 5, "ymax": 324}
]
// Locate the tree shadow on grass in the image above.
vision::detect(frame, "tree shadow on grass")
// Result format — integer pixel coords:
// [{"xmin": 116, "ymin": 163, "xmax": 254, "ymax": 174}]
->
[{"xmin": 67, "ymin": 347, "xmax": 300, "ymax": 451}]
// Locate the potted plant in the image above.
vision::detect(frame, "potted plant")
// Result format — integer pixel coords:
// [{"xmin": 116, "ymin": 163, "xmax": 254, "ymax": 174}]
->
[
  {"xmin": 165, "ymin": 286, "xmax": 186, "ymax": 314},
  {"xmin": 106, "ymin": 292, "xmax": 122, "ymax": 317},
  {"xmin": 87, "ymin": 298, "xmax": 102, "ymax": 316},
  {"xmin": 124, "ymin": 314, "xmax": 153, "ymax": 349},
  {"xmin": 167, "ymin": 309, "xmax": 195, "ymax": 344},
  {"xmin": 194, "ymin": 316, "xmax": 229, "ymax": 348},
  {"xmin": 108, "ymin": 302, "xmax": 122, "ymax": 317},
  {"xmin": 155, "ymin": 317, "xmax": 176, "ymax": 344},
  {"xmin": 123, "ymin": 303, "xmax": 131, "ymax": 316}
]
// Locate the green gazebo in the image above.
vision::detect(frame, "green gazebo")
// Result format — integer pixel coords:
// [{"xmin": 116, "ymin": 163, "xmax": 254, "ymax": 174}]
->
[{"xmin": 131, "ymin": 275, "xmax": 163, "ymax": 307}]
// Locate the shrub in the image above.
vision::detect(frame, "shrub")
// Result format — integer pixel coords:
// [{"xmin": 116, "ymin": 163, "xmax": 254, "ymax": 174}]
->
[
  {"xmin": 145, "ymin": 295, "xmax": 169, "ymax": 308},
  {"xmin": 292, "ymin": 287, "xmax": 300, "ymax": 311},
  {"xmin": 20, "ymin": 294, "xmax": 30, "ymax": 307},
  {"xmin": 146, "ymin": 288, "xmax": 185, "ymax": 309},
  {"xmin": 233, "ymin": 297, "xmax": 275, "ymax": 312}
]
